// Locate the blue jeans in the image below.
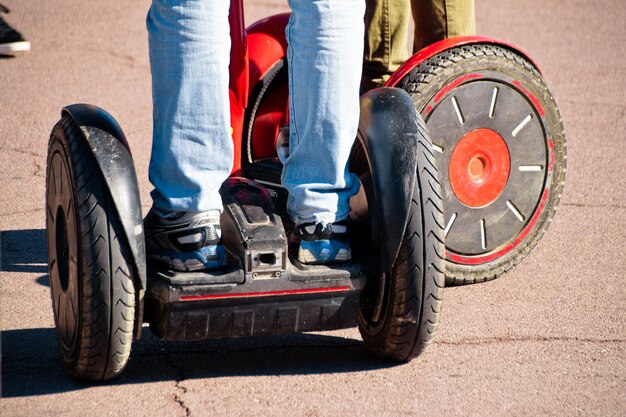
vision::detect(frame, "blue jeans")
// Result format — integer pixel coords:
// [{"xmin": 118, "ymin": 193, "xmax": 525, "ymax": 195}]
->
[{"xmin": 147, "ymin": 0, "xmax": 363, "ymax": 225}]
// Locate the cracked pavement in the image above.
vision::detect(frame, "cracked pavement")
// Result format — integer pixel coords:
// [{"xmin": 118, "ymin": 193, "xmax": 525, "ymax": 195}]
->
[{"xmin": 1, "ymin": 0, "xmax": 625, "ymax": 416}]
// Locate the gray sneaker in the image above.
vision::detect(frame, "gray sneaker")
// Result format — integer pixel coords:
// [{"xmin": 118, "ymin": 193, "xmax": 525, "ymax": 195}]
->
[{"xmin": 144, "ymin": 207, "xmax": 225, "ymax": 272}]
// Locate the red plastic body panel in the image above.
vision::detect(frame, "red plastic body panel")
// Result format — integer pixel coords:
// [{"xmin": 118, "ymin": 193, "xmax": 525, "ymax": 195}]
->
[
  {"xmin": 228, "ymin": 7, "xmax": 289, "ymax": 174},
  {"xmin": 251, "ymin": 81, "xmax": 289, "ymax": 161},
  {"xmin": 245, "ymin": 13, "xmax": 290, "ymax": 162},
  {"xmin": 246, "ymin": 13, "xmax": 290, "ymax": 92},
  {"xmin": 385, "ymin": 36, "xmax": 541, "ymax": 88}
]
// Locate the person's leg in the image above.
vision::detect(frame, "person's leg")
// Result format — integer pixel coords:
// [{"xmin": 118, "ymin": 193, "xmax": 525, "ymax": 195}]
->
[
  {"xmin": 361, "ymin": 0, "xmax": 476, "ymax": 91},
  {"xmin": 412, "ymin": 0, "xmax": 476, "ymax": 52},
  {"xmin": 284, "ymin": 0, "xmax": 364, "ymax": 263},
  {"xmin": 361, "ymin": 0, "xmax": 410, "ymax": 91},
  {"xmin": 145, "ymin": 0, "xmax": 231, "ymax": 271},
  {"xmin": 147, "ymin": 0, "xmax": 232, "ymax": 213}
]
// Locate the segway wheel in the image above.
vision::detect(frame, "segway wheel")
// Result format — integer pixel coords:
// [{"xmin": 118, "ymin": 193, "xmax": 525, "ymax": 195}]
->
[
  {"xmin": 46, "ymin": 116, "xmax": 136, "ymax": 381},
  {"xmin": 357, "ymin": 116, "xmax": 445, "ymax": 361},
  {"xmin": 397, "ymin": 44, "xmax": 566, "ymax": 285}
]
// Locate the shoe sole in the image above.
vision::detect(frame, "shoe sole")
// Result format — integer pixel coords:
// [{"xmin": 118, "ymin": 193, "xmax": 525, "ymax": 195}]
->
[
  {"xmin": 0, "ymin": 41, "xmax": 30, "ymax": 55},
  {"xmin": 147, "ymin": 245, "xmax": 226, "ymax": 272},
  {"xmin": 298, "ymin": 246, "xmax": 351, "ymax": 265}
]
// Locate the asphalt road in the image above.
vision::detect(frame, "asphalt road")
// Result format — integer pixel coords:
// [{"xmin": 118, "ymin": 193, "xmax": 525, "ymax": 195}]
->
[{"xmin": 1, "ymin": 0, "xmax": 624, "ymax": 416}]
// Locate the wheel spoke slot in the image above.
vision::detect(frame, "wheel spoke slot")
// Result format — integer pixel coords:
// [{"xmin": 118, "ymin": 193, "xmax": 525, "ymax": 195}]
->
[
  {"xmin": 506, "ymin": 200, "xmax": 525, "ymax": 222},
  {"xmin": 512, "ymin": 114, "xmax": 532, "ymax": 137}
]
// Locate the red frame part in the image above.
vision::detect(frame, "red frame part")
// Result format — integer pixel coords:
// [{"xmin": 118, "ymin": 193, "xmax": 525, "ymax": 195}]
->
[
  {"xmin": 228, "ymin": 0, "xmax": 248, "ymax": 175},
  {"xmin": 228, "ymin": 0, "xmax": 289, "ymax": 175},
  {"xmin": 385, "ymin": 36, "xmax": 540, "ymax": 89},
  {"xmin": 237, "ymin": 21, "xmax": 542, "ymax": 170},
  {"xmin": 245, "ymin": 13, "xmax": 290, "ymax": 162}
]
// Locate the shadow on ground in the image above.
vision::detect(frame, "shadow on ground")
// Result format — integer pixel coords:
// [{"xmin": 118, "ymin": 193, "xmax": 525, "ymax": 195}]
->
[
  {"xmin": 1, "ymin": 229, "xmax": 48, "ymax": 275},
  {"xmin": 2, "ymin": 327, "xmax": 394, "ymax": 398},
  {"xmin": 1, "ymin": 227, "xmax": 398, "ymax": 397}
]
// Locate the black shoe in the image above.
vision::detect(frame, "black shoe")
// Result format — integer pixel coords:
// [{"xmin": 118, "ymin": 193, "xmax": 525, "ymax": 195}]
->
[
  {"xmin": 291, "ymin": 219, "xmax": 352, "ymax": 265},
  {"xmin": 144, "ymin": 207, "xmax": 226, "ymax": 272},
  {"xmin": 0, "ymin": 4, "xmax": 30, "ymax": 55}
]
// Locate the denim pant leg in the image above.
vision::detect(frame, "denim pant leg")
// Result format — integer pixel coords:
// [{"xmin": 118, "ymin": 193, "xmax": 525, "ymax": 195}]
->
[
  {"xmin": 147, "ymin": 0, "xmax": 232, "ymax": 213},
  {"xmin": 283, "ymin": 0, "xmax": 364, "ymax": 225}
]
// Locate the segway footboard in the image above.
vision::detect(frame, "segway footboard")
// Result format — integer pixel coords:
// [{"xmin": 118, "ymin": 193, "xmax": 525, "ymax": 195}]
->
[{"xmin": 144, "ymin": 178, "xmax": 367, "ymax": 341}]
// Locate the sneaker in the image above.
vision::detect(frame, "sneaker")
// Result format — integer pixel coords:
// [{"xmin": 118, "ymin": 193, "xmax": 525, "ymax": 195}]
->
[
  {"xmin": 144, "ymin": 207, "xmax": 226, "ymax": 272},
  {"xmin": 292, "ymin": 219, "xmax": 352, "ymax": 265},
  {"xmin": 0, "ymin": 4, "xmax": 30, "ymax": 55}
]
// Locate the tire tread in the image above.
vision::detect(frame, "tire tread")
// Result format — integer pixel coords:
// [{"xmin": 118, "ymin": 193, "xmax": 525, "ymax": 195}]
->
[
  {"xmin": 47, "ymin": 116, "xmax": 135, "ymax": 381},
  {"xmin": 358, "ymin": 118, "xmax": 445, "ymax": 361}
]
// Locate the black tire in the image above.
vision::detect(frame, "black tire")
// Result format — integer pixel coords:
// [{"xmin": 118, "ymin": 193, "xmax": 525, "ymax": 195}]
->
[
  {"xmin": 357, "ymin": 116, "xmax": 445, "ymax": 361},
  {"xmin": 397, "ymin": 44, "xmax": 566, "ymax": 285},
  {"xmin": 46, "ymin": 115, "xmax": 136, "ymax": 381}
]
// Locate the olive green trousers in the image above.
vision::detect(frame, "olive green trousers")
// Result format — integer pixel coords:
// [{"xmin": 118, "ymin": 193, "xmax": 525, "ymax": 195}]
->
[{"xmin": 362, "ymin": 0, "xmax": 476, "ymax": 91}]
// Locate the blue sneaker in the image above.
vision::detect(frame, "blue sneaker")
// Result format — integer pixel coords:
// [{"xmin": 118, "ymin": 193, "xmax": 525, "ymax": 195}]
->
[
  {"xmin": 144, "ymin": 207, "xmax": 226, "ymax": 272},
  {"xmin": 292, "ymin": 220, "xmax": 351, "ymax": 265}
]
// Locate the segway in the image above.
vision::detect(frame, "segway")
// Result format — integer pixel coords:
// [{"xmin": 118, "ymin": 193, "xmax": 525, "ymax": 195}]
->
[
  {"xmin": 46, "ymin": 1, "xmax": 565, "ymax": 381},
  {"xmin": 245, "ymin": 31, "xmax": 566, "ymax": 286},
  {"xmin": 45, "ymin": 1, "xmax": 444, "ymax": 381}
]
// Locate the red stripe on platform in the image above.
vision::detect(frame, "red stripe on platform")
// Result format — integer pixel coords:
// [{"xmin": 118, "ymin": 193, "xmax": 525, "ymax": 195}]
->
[{"xmin": 180, "ymin": 286, "xmax": 352, "ymax": 301}]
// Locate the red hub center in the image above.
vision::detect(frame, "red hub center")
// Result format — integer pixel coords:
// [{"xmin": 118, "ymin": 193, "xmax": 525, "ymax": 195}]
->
[{"xmin": 449, "ymin": 128, "xmax": 510, "ymax": 208}]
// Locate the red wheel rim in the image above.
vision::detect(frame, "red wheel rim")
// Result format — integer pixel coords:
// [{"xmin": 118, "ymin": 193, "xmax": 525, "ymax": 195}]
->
[{"xmin": 449, "ymin": 128, "xmax": 510, "ymax": 208}]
